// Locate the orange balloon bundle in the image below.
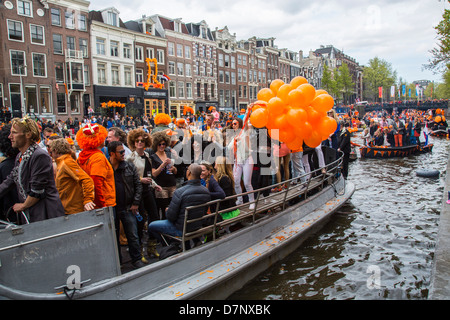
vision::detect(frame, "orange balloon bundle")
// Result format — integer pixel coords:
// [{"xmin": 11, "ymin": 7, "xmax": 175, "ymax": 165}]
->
[{"xmin": 250, "ymin": 77, "xmax": 336, "ymax": 149}]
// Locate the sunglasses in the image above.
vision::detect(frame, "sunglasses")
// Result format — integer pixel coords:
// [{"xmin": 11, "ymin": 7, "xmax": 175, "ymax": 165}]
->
[
  {"xmin": 117, "ymin": 150, "xmax": 126, "ymax": 155},
  {"xmin": 158, "ymin": 143, "xmax": 166, "ymax": 146},
  {"xmin": 136, "ymin": 139, "xmax": 145, "ymax": 143},
  {"xmin": 232, "ymin": 122, "xmax": 238, "ymax": 126}
]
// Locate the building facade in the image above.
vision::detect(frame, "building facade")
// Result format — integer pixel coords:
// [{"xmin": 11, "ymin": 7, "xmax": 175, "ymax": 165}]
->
[{"xmin": 0, "ymin": 0, "xmax": 91, "ymax": 121}]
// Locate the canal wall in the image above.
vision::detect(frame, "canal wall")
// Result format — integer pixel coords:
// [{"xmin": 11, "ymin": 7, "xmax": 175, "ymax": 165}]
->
[{"xmin": 429, "ymin": 150, "xmax": 450, "ymax": 299}]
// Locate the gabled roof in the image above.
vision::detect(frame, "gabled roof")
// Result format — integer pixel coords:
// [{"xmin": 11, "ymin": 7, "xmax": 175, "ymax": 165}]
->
[
  {"xmin": 88, "ymin": 10, "xmax": 126, "ymax": 28},
  {"xmin": 186, "ymin": 22, "xmax": 214, "ymax": 41},
  {"xmin": 155, "ymin": 15, "xmax": 189, "ymax": 34}
]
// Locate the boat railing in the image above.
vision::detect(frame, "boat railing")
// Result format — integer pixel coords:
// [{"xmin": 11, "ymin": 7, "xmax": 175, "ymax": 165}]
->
[{"xmin": 165, "ymin": 152, "xmax": 344, "ymax": 251}]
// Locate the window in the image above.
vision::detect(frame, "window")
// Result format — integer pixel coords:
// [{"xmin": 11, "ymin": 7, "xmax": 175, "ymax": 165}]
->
[
  {"xmin": 55, "ymin": 62, "xmax": 64, "ymax": 82},
  {"xmin": 219, "ymin": 70, "xmax": 224, "ymax": 83},
  {"xmin": 51, "ymin": 8, "xmax": 61, "ymax": 26},
  {"xmin": 218, "ymin": 54, "xmax": 224, "ymax": 67},
  {"xmin": 225, "ymin": 55, "xmax": 230, "ymax": 67},
  {"xmin": 136, "ymin": 69, "xmax": 144, "ymax": 83},
  {"xmin": 30, "ymin": 25, "xmax": 44, "ymax": 45},
  {"xmin": 124, "ymin": 66, "xmax": 132, "ymax": 86},
  {"xmin": 84, "ymin": 65, "xmax": 90, "ymax": 86},
  {"xmin": 231, "ymin": 56, "xmax": 236, "ymax": 69},
  {"xmin": 65, "ymin": 11, "xmax": 75, "ymax": 29},
  {"xmin": 185, "ymin": 46, "xmax": 191, "ymax": 59},
  {"xmin": 25, "ymin": 86, "xmax": 37, "ymax": 114},
  {"xmin": 186, "ymin": 83, "xmax": 192, "ymax": 99},
  {"xmin": 123, "ymin": 43, "xmax": 132, "ymax": 59},
  {"xmin": 17, "ymin": 0, "xmax": 32, "ymax": 17},
  {"xmin": 78, "ymin": 15, "xmax": 87, "ymax": 31},
  {"xmin": 68, "ymin": 62, "xmax": 83, "ymax": 84},
  {"xmin": 178, "ymin": 81, "xmax": 184, "ymax": 98},
  {"xmin": 110, "ymin": 41, "xmax": 119, "ymax": 57},
  {"xmin": 108, "ymin": 12, "xmax": 118, "ymax": 27},
  {"xmin": 57, "ymin": 92, "xmax": 66, "ymax": 113},
  {"xmin": 185, "ymin": 64, "xmax": 191, "ymax": 77},
  {"xmin": 111, "ymin": 65, "xmax": 120, "ymax": 85},
  {"xmin": 177, "ymin": 62, "xmax": 184, "ymax": 76},
  {"xmin": 169, "ymin": 81, "xmax": 176, "ymax": 98},
  {"xmin": 32, "ymin": 53, "xmax": 46, "ymax": 77},
  {"xmin": 157, "ymin": 50, "xmax": 165, "ymax": 64},
  {"xmin": 135, "ymin": 46, "xmax": 143, "ymax": 61},
  {"xmin": 168, "ymin": 61, "xmax": 175, "ymax": 75},
  {"xmin": 10, "ymin": 50, "xmax": 26, "ymax": 76},
  {"xmin": 67, "ymin": 36, "xmax": 76, "ymax": 51},
  {"xmin": 97, "ymin": 63, "xmax": 106, "ymax": 84},
  {"xmin": 7, "ymin": 20, "xmax": 23, "ymax": 41},
  {"xmin": 168, "ymin": 43, "xmax": 175, "ymax": 56},
  {"xmin": 146, "ymin": 48, "xmax": 154, "ymax": 59},
  {"xmin": 70, "ymin": 93, "xmax": 80, "ymax": 113},
  {"xmin": 177, "ymin": 44, "xmax": 183, "ymax": 57},
  {"xmin": 53, "ymin": 34, "xmax": 63, "ymax": 54},
  {"xmin": 40, "ymin": 87, "xmax": 52, "ymax": 113},
  {"xmin": 96, "ymin": 38, "xmax": 105, "ymax": 55},
  {"xmin": 225, "ymin": 71, "xmax": 230, "ymax": 84},
  {"xmin": 79, "ymin": 38, "xmax": 88, "ymax": 58}
]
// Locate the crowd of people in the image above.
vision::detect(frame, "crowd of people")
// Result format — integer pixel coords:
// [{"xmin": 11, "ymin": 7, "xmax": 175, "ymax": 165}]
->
[
  {"xmin": 357, "ymin": 108, "xmax": 447, "ymax": 148},
  {"xmin": 0, "ymin": 106, "xmax": 353, "ymax": 269}
]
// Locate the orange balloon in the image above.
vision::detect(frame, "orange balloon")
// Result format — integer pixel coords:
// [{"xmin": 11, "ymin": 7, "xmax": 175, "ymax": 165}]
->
[
  {"xmin": 294, "ymin": 121, "xmax": 313, "ymax": 140},
  {"xmin": 257, "ymin": 88, "xmax": 276, "ymax": 102},
  {"xmin": 274, "ymin": 114, "xmax": 289, "ymax": 129},
  {"xmin": 287, "ymin": 107, "xmax": 307, "ymax": 127},
  {"xmin": 287, "ymin": 89, "xmax": 305, "ymax": 109},
  {"xmin": 276, "ymin": 84, "xmax": 293, "ymax": 103},
  {"xmin": 311, "ymin": 94, "xmax": 334, "ymax": 113},
  {"xmin": 318, "ymin": 116, "xmax": 338, "ymax": 139},
  {"xmin": 267, "ymin": 97, "xmax": 287, "ymax": 117},
  {"xmin": 286, "ymin": 137, "xmax": 303, "ymax": 151},
  {"xmin": 250, "ymin": 108, "xmax": 269, "ymax": 128},
  {"xmin": 290, "ymin": 76, "xmax": 308, "ymax": 89},
  {"xmin": 252, "ymin": 100, "xmax": 268, "ymax": 111},
  {"xmin": 279, "ymin": 126, "xmax": 296, "ymax": 143},
  {"xmin": 270, "ymin": 79, "xmax": 285, "ymax": 94},
  {"xmin": 304, "ymin": 130, "xmax": 322, "ymax": 148},
  {"xmin": 435, "ymin": 116, "xmax": 442, "ymax": 122},
  {"xmin": 306, "ymin": 106, "xmax": 322, "ymax": 125},
  {"xmin": 314, "ymin": 89, "xmax": 328, "ymax": 97},
  {"xmin": 297, "ymin": 84, "xmax": 316, "ymax": 107}
]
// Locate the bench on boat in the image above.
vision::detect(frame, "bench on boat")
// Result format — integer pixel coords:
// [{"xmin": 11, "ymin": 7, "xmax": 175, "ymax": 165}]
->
[{"xmin": 160, "ymin": 154, "xmax": 343, "ymax": 251}]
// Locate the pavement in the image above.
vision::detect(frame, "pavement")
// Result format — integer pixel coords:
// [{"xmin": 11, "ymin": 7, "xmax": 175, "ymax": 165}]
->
[{"xmin": 429, "ymin": 147, "xmax": 450, "ymax": 299}]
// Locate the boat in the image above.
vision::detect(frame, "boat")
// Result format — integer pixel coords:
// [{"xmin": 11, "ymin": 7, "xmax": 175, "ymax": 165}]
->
[
  {"xmin": 430, "ymin": 129, "xmax": 448, "ymax": 137},
  {"xmin": 0, "ymin": 148, "xmax": 354, "ymax": 300},
  {"xmin": 359, "ymin": 143, "xmax": 433, "ymax": 159}
]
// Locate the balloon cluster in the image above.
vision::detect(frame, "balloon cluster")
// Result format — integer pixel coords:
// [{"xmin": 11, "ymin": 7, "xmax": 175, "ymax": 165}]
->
[{"xmin": 250, "ymin": 76, "xmax": 337, "ymax": 150}]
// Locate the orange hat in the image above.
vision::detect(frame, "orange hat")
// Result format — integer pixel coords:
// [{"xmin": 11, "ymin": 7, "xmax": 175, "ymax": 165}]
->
[
  {"xmin": 76, "ymin": 123, "xmax": 108, "ymax": 150},
  {"xmin": 65, "ymin": 137, "xmax": 74, "ymax": 145}
]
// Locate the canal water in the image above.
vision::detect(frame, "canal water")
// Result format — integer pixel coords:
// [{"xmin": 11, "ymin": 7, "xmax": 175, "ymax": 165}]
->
[{"xmin": 229, "ymin": 134, "xmax": 449, "ymax": 300}]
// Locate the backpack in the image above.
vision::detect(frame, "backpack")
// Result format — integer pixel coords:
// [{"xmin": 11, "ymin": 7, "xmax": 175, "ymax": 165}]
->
[{"xmin": 158, "ymin": 242, "xmax": 181, "ymax": 260}]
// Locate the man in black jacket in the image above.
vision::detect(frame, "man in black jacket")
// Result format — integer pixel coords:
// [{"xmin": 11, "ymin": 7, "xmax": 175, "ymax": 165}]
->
[
  {"xmin": 338, "ymin": 121, "xmax": 351, "ymax": 180},
  {"xmin": 148, "ymin": 163, "xmax": 211, "ymax": 246},
  {"xmin": 109, "ymin": 141, "xmax": 144, "ymax": 268}
]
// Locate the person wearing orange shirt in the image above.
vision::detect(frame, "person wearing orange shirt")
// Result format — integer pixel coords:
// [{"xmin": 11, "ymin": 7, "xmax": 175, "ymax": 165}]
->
[
  {"xmin": 76, "ymin": 123, "xmax": 116, "ymax": 208},
  {"xmin": 49, "ymin": 138, "xmax": 95, "ymax": 215}
]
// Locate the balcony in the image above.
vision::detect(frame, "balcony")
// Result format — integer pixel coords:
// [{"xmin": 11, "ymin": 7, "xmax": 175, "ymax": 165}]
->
[{"xmin": 65, "ymin": 49, "xmax": 84, "ymax": 61}]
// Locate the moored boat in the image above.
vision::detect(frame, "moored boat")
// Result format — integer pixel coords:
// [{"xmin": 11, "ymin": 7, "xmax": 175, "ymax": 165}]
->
[
  {"xmin": 0, "ymin": 149, "xmax": 354, "ymax": 300},
  {"xmin": 359, "ymin": 143, "xmax": 433, "ymax": 159},
  {"xmin": 430, "ymin": 129, "xmax": 447, "ymax": 137}
]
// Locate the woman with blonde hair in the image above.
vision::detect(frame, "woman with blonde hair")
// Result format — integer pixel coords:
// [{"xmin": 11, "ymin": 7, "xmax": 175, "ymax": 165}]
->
[
  {"xmin": 49, "ymin": 138, "xmax": 95, "ymax": 215},
  {"xmin": 214, "ymin": 156, "xmax": 239, "ymax": 220},
  {"xmin": 126, "ymin": 128, "xmax": 161, "ymax": 258}
]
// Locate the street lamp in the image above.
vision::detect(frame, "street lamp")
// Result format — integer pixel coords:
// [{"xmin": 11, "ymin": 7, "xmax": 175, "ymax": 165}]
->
[{"xmin": 19, "ymin": 64, "xmax": 27, "ymax": 117}]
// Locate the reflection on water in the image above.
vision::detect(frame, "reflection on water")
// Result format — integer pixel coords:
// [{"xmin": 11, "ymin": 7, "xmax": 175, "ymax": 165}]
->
[{"xmin": 229, "ymin": 135, "xmax": 449, "ymax": 300}]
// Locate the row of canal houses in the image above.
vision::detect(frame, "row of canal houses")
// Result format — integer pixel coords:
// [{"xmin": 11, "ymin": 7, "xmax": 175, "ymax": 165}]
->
[{"xmin": 0, "ymin": 0, "xmax": 362, "ymax": 121}]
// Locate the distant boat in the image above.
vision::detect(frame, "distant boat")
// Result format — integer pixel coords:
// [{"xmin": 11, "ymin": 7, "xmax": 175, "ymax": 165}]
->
[{"xmin": 359, "ymin": 143, "xmax": 433, "ymax": 159}]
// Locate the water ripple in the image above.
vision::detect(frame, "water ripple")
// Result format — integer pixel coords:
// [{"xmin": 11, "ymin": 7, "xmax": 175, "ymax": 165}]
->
[{"xmin": 229, "ymin": 136, "xmax": 449, "ymax": 300}]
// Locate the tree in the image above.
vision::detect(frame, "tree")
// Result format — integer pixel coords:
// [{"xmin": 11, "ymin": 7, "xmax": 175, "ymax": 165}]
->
[
  {"xmin": 425, "ymin": 3, "xmax": 450, "ymax": 73},
  {"xmin": 321, "ymin": 64, "xmax": 334, "ymax": 94},
  {"xmin": 363, "ymin": 57, "xmax": 397, "ymax": 102},
  {"xmin": 338, "ymin": 63, "xmax": 355, "ymax": 104}
]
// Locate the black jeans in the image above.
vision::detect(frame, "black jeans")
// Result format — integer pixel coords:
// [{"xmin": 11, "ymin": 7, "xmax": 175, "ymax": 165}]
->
[{"xmin": 114, "ymin": 208, "xmax": 141, "ymax": 263}]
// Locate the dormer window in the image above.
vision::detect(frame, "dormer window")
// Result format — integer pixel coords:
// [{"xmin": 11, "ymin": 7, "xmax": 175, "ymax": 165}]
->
[
  {"xmin": 174, "ymin": 21, "xmax": 181, "ymax": 32},
  {"xmin": 108, "ymin": 11, "xmax": 118, "ymax": 27},
  {"xmin": 145, "ymin": 23, "xmax": 153, "ymax": 35}
]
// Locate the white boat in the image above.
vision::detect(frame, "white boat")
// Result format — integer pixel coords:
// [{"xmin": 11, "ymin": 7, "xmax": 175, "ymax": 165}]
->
[{"xmin": 0, "ymin": 148, "xmax": 354, "ymax": 300}]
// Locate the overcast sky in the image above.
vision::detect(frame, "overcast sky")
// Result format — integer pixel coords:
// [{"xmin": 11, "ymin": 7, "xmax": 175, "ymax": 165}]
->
[{"xmin": 89, "ymin": 0, "xmax": 448, "ymax": 84}]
